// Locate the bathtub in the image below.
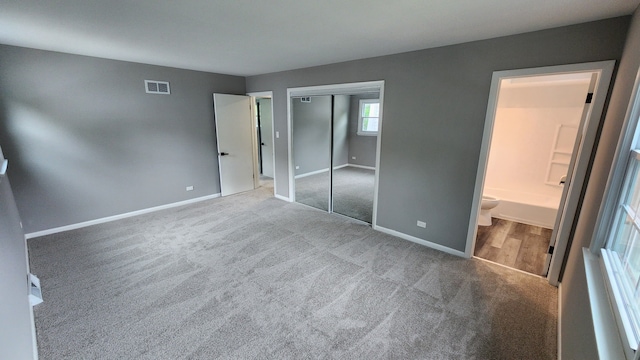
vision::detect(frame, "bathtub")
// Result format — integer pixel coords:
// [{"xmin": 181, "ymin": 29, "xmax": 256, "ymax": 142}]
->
[{"xmin": 484, "ymin": 188, "xmax": 560, "ymax": 229}]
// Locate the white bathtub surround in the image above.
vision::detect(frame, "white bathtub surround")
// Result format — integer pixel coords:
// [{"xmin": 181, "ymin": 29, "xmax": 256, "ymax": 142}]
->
[{"xmin": 485, "ymin": 187, "xmax": 558, "ymax": 228}]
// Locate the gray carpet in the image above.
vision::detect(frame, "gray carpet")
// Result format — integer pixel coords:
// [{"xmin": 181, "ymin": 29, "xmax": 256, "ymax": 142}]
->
[
  {"xmin": 295, "ymin": 166, "xmax": 374, "ymax": 223},
  {"xmin": 295, "ymin": 170, "xmax": 331, "ymax": 213},
  {"xmin": 28, "ymin": 182, "xmax": 557, "ymax": 359}
]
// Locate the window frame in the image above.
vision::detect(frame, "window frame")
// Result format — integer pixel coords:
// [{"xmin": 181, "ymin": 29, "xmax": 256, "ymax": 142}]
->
[
  {"xmin": 601, "ymin": 150, "xmax": 640, "ymax": 358},
  {"xmin": 594, "ymin": 69, "xmax": 640, "ymax": 360},
  {"xmin": 357, "ymin": 99, "xmax": 380, "ymax": 136}
]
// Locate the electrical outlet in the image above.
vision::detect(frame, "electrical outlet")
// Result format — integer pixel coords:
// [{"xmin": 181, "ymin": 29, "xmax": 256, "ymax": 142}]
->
[
  {"xmin": 186, "ymin": 186, "xmax": 194, "ymax": 191},
  {"xmin": 417, "ymin": 220, "xmax": 427, "ymax": 228},
  {"xmin": 276, "ymin": 131, "xmax": 280, "ymax": 138},
  {"xmin": 352, "ymin": 156, "xmax": 356, "ymax": 160},
  {"xmin": 295, "ymin": 166, "xmax": 300, "ymax": 170}
]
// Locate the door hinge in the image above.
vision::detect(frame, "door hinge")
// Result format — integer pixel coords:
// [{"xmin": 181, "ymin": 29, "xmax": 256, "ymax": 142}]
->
[
  {"xmin": 548, "ymin": 246, "xmax": 554, "ymax": 255},
  {"xmin": 585, "ymin": 93, "xmax": 593, "ymax": 104}
]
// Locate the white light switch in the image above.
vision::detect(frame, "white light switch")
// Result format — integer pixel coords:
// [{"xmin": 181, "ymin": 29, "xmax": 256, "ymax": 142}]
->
[{"xmin": 276, "ymin": 131, "xmax": 280, "ymax": 138}]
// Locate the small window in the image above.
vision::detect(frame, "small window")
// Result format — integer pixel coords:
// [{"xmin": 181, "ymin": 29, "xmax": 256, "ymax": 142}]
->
[{"xmin": 357, "ymin": 99, "xmax": 380, "ymax": 136}]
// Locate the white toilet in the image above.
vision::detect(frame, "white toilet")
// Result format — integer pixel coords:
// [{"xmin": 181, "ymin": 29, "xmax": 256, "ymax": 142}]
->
[{"xmin": 479, "ymin": 195, "xmax": 500, "ymax": 226}]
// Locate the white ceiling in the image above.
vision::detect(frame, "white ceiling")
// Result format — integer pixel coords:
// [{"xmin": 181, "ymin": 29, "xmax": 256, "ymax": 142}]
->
[{"xmin": 1, "ymin": 0, "xmax": 638, "ymax": 76}]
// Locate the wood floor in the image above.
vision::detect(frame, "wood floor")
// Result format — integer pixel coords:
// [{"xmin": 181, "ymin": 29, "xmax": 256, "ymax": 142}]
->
[{"xmin": 474, "ymin": 218, "xmax": 552, "ymax": 276}]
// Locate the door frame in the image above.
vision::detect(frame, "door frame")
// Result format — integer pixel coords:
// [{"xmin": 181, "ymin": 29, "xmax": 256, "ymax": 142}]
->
[
  {"xmin": 465, "ymin": 61, "xmax": 615, "ymax": 285},
  {"xmin": 247, "ymin": 91, "xmax": 275, "ymax": 196},
  {"xmin": 286, "ymin": 80, "xmax": 385, "ymax": 226}
]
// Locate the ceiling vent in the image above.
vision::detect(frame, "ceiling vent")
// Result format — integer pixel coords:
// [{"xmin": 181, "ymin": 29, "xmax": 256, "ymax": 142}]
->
[{"xmin": 145, "ymin": 80, "xmax": 170, "ymax": 95}]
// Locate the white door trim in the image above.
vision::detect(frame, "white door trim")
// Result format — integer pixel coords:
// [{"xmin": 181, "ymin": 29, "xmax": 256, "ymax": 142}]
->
[
  {"xmin": 465, "ymin": 61, "xmax": 615, "ymax": 286},
  {"xmin": 286, "ymin": 88, "xmax": 295, "ymax": 203},
  {"xmin": 286, "ymin": 80, "xmax": 385, "ymax": 226},
  {"xmin": 589, "ymin": 69, "xmax": 640, "ymax": 253},
  {"xmin": 247, "ymin": 91, "xmax": 275, "ymax": 197}
]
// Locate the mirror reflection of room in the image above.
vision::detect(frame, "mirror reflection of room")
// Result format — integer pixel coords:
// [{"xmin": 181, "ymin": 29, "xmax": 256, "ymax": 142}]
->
[{"xmin": 292, "ymin": 92, "xmax": 380, "ymax": 223}]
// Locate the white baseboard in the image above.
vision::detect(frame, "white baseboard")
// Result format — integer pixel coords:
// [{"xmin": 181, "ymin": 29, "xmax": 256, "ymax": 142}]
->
[
  {"xmin": 558, "ymin": 282, "xmax": 562, "ymax": 360},
  {"xmin": 294, "ymin": 167, "xmax": 329, "ymax": 179},
  {"xmin": 374, "ymin": 225, "xmax": 466, "ymax": 257},
  {"xmin": 347, "ymin": 164, "xmax": 376, "ymax": 170},
  {"xmin": 30, "ymin": 286, "xmax": 38, "ymax": 360},
  {"xmin": 294, "ymin": 164, "xmax": 374, "ymax": 179},
  {"xmin": 25, "ymin": 193, "xmax": 221, "ymax": 239},
  {"xmin": 275, "ymin": 194, "xmax": 291, "ymax": 202}
]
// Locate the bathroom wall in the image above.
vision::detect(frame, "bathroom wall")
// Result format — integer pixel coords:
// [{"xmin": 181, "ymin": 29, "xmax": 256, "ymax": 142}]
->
[{"xmin": 484, "ymin": 79, "xmax": 592, "ymax": 208}]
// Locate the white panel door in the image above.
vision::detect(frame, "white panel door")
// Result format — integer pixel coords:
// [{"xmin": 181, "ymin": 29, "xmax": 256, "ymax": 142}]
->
[
  {"xmin": 214, "ymin": 94, "xmax": 255, "ymax": 196},
  {"xmin": 543, "ymin": 73, "xmax": 596, "ymax": 275},
  {"xmin": 258, "ymin": 98, "xmax": 274, "ymax": 178}
]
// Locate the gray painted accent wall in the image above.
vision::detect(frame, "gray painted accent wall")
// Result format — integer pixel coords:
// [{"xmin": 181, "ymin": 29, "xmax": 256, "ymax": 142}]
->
[
  {"xmin": 348, "ymin": 94, "xmax": 379, "ymax": 168},
  {"xmin": 560, "ymin": 9, "xmax": 640, "ymax": 359},
  {"xmin": 246, "ymin": 17, "xmax": 630, "ymax": 252},
  {"xmin": 0, "ymin": 45, "xmax": 246, "ymax": 233}
]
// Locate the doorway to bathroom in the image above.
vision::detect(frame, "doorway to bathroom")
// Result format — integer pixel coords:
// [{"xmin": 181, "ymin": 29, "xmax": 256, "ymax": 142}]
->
[
  {"xmin": 287, "ymin": 81, "xmax": 384, "ymax": 225},
  {"xmin": 466, "ymin": 61, "xmax": 615, "ymax": 283}
]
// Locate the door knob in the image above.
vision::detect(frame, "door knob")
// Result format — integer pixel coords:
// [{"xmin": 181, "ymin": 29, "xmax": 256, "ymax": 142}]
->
[{"xmin": 219, "ymin": 152, "xmax": 229, "ymax": 156}]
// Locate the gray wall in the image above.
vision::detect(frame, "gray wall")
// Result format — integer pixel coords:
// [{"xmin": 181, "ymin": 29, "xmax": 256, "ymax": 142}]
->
[
  {"xmin": 348, "ymin": 94, "xmax": 379, "ymax": 168},
  {"xmin": 333, "ymin": 95, "xmax": 350, "ymax": 167},
  {"xmin": 246, "ymin": 17, "xmax": 630, "ymax": 252},
  {"xmin": 0, "ymin": 148, "xmax": 35, "ymax": 360},
  {"xmin": 560, "ymin": 8, "xmax": 640, "ymax": 359},
  {"xmin": 0, "ymin": 45, "xmax": 246, "ymax": 233},
  {"xmin": 292, "ymin": 96, "xmax": 332, "ymax": 175},
  {"xmin": 292, "ymin": 95, "xmax": 350, "ymax": 176}
]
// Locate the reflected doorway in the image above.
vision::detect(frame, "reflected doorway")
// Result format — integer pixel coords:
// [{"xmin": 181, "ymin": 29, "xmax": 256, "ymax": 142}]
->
[{"xmin": 249, "ymin": 92, "xmax": 275, "ymax": 192}]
